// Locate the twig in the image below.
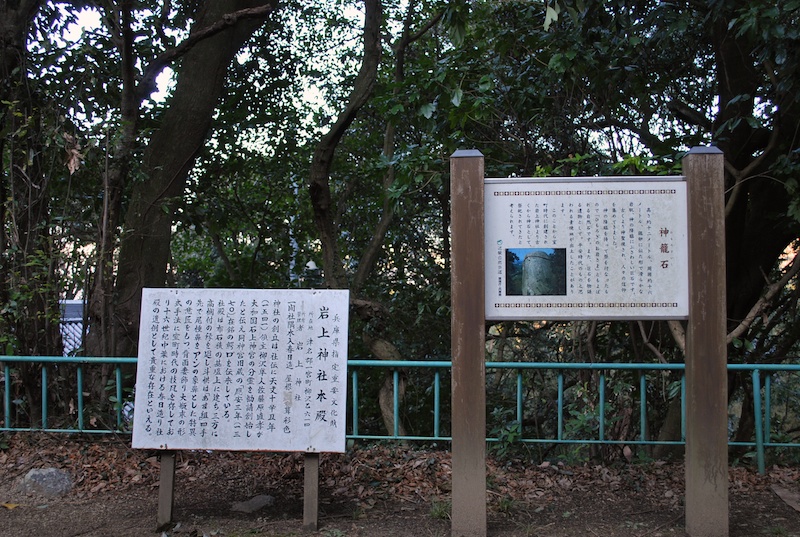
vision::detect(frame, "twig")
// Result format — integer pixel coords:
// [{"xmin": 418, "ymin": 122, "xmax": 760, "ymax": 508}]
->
[
  {"xmin": 623, "ymin": 508, "xmax": 660, "ymax": 516},
  {"xmin": 637, "ymin": 320, "xmax": 667, "ymax": 363}
]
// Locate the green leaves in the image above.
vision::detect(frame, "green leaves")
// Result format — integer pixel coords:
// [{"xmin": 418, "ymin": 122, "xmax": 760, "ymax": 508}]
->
[
  {"xmin": 544, "ymin": 2, "xmax": 561, "ymax": 31},
  {"xmin": 731, "ymin": 337, "xmax": 755, "ymax": 352},
  {"xmin": 419, "ymin": 101, "xmax": 436, "ymax": 119},
  {"xmin": 450, "ymin": 87, "xmax": 463, "ymax": 107},
  {"xmin": 442, "ymin": 1, "xmax": 469, "ymax": 47},
  {"xmin": 783, "ymin": 175, "xmax": 800, "ymax": 224}
]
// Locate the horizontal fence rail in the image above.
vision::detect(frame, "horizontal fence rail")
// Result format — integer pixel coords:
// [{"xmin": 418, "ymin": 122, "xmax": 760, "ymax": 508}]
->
[
  {"xmin": 1, "ymin": 356, "xmax": 798, "ymax": 473},
  {"xmin": 1, "ymin": 356, "xmax": 137, "ymax": 434}
]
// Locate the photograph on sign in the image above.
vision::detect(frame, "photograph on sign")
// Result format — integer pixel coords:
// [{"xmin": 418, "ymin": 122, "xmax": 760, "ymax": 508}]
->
[
  {"xmin": 485, "ymin": 178, "xmax": 688, "ymax": 320},
  {"xmin": 131, "ymin": 288, "xmax": 349, "ymax": 453},
  {"xmin": 505, "ymin": 248, "xmax": 567, "ymax": 296}
]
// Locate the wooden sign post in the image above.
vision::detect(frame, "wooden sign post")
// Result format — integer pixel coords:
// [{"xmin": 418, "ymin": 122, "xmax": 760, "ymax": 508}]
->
[
  {"xmin": 157, "ymin": 451, "xmax": 176, "ymax": 528},
  {"xmin": 684, "ymin": 146, "xmax": 728, "ymax": 537},
  {"xmin": 132, "ymin": 288, "xmax": 350, "ymax": 532},
  {"xmin": 450, "ymin": 150, "xmax": 487, "ymax": 537},
  {"xmin": 303, "ymin": 452, "xmax": 321, "ymax": 530},
  {"xmin": 450, "ymin": 146, "xmax": 728, "ymax": 537}
]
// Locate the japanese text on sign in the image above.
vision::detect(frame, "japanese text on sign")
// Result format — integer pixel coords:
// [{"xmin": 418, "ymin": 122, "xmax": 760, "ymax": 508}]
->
[
  {"xmin": 485, "ymin": 178, "xmax": 688, "ymax": 320},
  {"xmin": 131, "ymin": 288, "xmax": 349, "ymax": 453}
]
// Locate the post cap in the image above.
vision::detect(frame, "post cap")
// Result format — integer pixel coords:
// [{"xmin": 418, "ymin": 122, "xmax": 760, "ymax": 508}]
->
[
  {"xmin": 450, "ymin": 149, "xmax": 484, "ymax": 158},
  {"xmin": 687, "ymin": 146, "xmax": 723, "ymax": 155}
]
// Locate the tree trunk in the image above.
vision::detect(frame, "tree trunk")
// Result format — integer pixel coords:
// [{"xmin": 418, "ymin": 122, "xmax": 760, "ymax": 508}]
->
[
  {"xmin": 87, "ymin": 0, "xmax": 276, "ymax": 359},
  {"xmin": 307, "ymin": 1, "xmax": 445, "ymax": 437},
  {"xmin": 365, "ymin": 333, "xmax": 408, "ymax": 437},
  {"xmin": 378, "ymin": 373, "xmax": 407, "ymax": 437},
  {"xmin": 308, "ymin": 0, "xmax": 382, "ymax": 289},
  {"xmin": 1, "ymin": 0, "xmax": 55, "ymax": 357},
  {"xmin": 653, "ymin": 396, "xmax": 684, "ymax": 460},
  {"xmin": 84, "ymin": 2, "xmax": 147, "ymax": 360},
  {"xmin": 714, "ymin": 17, "xmax": 800, "ymax": 329},
  {"xmin": 1, "ymin": 0, "xmax": 62, "ymax": 425},
  {"xmin": 1, "ymin": 0, "xmax": 62, "ymax": 356},
  {"xmin": 708, "ymin": 7, "xmax": 800, "ymax": 442}
]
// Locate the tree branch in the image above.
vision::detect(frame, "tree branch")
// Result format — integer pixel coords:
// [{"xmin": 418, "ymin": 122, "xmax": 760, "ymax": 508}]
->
[
  {"xmin": 667, "ymin": 99, "xmax": 712, "ymax": 131},
  {"xmin": 135, "ymin": 4, "xmax": 275, "ymax": 102},
  {"xmin": 308, "ymin": 0, "xmax": 383, "ymax": 288},
  {"xmin": 637, "ymin": 321, "xmax": 668, "ymax": 364},
  {"xmin": 352, "ymin": 2, "xmax": 443, "ymax": 293},
  {"xmin": 210, "ymin": 232, "xmax": 237, "ymax": 282},
  {"xmin": 397, "ymin": 8, "xmax": 443, "ymax": 49},
  {"xmin": 153, "ymin": 0, "xmax": 173, "ymax": 45},
  {"xmin": 724, "ymin": 118, "xmax": 781, "ymax": 217},
  {"xmin": 587, "ymin": 117, "xmax": 667, "ymax": 155},
  {"xmin": 667, "ymin": 320, "xmax": 686, "ymax": 355},
  {"xmin": 727, "ymin": 249, "xmax": 800, "ymax": 344}
]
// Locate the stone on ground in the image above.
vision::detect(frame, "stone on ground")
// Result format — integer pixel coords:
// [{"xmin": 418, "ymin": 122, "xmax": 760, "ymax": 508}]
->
[
  {"xmin": 230, "ymin": 494, "xmax": 275, "ymax": 513},
  {"xmin": 18, "ymin": 468, "xmax": 74, "ymax": 497}
]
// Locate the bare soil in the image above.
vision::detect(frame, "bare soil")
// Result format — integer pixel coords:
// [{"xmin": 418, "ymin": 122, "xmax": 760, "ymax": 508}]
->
[{"xmin": 1, "ymin": 433, "xmax": 798, "ymax": 537}]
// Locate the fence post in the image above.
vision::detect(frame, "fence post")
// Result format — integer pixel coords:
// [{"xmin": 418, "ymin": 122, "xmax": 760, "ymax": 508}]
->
[
  {"xmin": 450, "ymin": 149, "xmax": 486, "ymax": 537},
  {"xmin": 752, "ymin": 370, "xmax": 765, "ymax": 474},
  {"xmin": 684, "ymin": 146, "xmax": 728, "ymax": 537}
]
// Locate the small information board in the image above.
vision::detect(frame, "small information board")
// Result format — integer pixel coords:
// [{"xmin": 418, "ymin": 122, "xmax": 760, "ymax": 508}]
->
[
  {"xmin": 132, "ymin": 288, "xmax": 349, "ymax": 453},
  {"xmin": 485, "ymin": 177, "xmax": 688, "ymax": 320}
]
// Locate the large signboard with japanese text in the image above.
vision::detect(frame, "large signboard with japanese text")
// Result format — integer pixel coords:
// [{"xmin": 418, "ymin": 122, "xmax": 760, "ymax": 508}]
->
[
  {"xmin": 132, "ymin": 288, "xmax": 349, "ymax": 453},
  {"xmin": 485, "ymin": 177, "xmax": 688, "ymax": 320}
]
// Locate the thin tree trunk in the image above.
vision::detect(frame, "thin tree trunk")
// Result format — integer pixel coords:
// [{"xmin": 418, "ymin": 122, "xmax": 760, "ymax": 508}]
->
[{"xmin": 308, "ymin": 0, "xmax": 382, "ymax": 290}]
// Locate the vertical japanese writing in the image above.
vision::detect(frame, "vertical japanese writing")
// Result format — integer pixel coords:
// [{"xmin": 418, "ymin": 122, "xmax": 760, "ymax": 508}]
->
[
  {"xmin": 133, "ymin": 289, "xmax": 349, "ymax": 453},
  {"xmin": 486, "ymin": 181, "xmax": 688, "ymax": 319}
]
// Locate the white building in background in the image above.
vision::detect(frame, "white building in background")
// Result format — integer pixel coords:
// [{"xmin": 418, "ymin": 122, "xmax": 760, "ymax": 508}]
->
[{"xmin": 60, "ymin": 299, "xmax": 85, "ymax": 356}]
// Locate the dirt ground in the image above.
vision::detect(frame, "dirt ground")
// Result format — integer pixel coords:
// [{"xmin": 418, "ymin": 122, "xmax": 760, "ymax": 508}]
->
[{"xmin": 1, "ymin": 433, "xmax": 799, "ymax": 537}]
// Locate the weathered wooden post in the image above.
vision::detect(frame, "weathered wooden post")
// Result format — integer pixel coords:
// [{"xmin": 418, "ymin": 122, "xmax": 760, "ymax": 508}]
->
[
  {"xmin": 303, "ymin": 452, "xmax": 320, "ymax": 530},
  {"xmin": 157, "ymin": 451, "xmax": 176, "ymax": 529},
  {"xmin": 683, "ymin": 146, "xmax": 728, "ymax": 537},
  {"xmin": 450, "ymin": 149, "xmax": 487, "ymax": 537}
]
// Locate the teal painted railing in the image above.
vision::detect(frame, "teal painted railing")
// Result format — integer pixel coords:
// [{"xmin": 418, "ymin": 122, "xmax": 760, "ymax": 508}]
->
[
  {"xmin": 1, "ymin": 356, "xmax": 137, "ymax": 434},
  {"xmin": 348, "ymin": 360, "xmax": 800, "ymax": 473},
  {"xmin": 1, "ymin": 356, "xmax": 798, "ymax": 473}
]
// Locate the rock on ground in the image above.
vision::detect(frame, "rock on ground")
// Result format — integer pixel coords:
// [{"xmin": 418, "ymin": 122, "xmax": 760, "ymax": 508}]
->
[{"xmin": 17, "ymin": 468, "xmax": 74, "ymax": 497}]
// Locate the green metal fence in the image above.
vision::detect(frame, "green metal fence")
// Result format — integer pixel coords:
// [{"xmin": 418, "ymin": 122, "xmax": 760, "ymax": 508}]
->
[
  {"xmin": 348, "ymin": 360, "xmax": 800, "ymax": 473},
  {"xmin": 2, "ymin": 356, "xmax": 798, "ymax": 473},
  {"xmin": 1, "ymin": 356, "xmax": 137, "ymax": 434}
]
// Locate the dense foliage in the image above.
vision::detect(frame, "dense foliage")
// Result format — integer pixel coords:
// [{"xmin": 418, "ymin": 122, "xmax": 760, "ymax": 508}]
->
[{"xmin": 2, "ymin": 0, "xmax": 800, "ymax": 460}]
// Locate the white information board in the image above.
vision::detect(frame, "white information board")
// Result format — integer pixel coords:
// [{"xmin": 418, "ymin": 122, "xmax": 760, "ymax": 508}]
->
[
  {"xmin": 132, "ymin": 288, "xmax": 349, "ymax": 452},
  {"xmin": 485, "ymin": 177, "xmax": 688, "ymax": 320}
]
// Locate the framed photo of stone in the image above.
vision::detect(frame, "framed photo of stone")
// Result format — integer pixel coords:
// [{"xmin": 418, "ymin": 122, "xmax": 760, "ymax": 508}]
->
[
  {"xmin": 485, "ymin": 177, "xmax": 688, "ymax": 320},
  {"xmin": 132, "ymin": 288, "xmax": 349, "ymax": 453}
]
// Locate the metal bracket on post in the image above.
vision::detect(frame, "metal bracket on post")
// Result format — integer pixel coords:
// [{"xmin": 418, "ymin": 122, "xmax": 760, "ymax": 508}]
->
[
  {"xmin": 450, "ymin": 149, "xmax": 487, "ymax": 537},
  {"xmin": 683, "ymin": 146, "xmax": 729, "ymax": 537}
]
